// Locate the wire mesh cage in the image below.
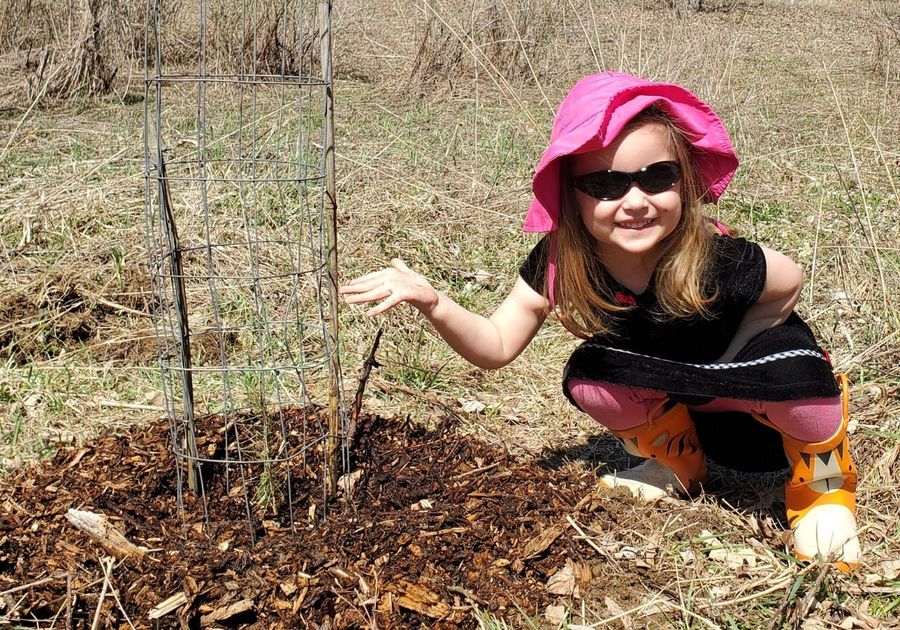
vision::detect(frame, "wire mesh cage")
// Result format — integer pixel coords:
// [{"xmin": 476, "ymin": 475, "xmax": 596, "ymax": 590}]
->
[{"xmin": 143, "ymin": 0, "xmax": 345, "ymax": 538}]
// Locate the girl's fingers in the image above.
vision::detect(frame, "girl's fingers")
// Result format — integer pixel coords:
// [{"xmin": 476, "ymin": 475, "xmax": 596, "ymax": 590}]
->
[
  {"xmin": 340, "ymin": 263, "xmax": 422, "ymax": 314},
  {"xmin": 366, "ymin": 295, "xmax": 403, "ymax": 317},
  {"xmin": 341, "ymin": 286, "xmax": 393, "ymax": 305},
  {"xmin": 341, "ymin": 270, "xmax": 387, "ymax": 288},
  {"xmin": 340, "ymin": 270, "xmax": 399, "ymax": 293},
  {"xmin": 342, "ymin": 264, "xmax": 410, "ymax": 291},
  {"xmin": 390, "ymin": 258, "xmax": 411, "ymax": 273},
  {"xmin": 339, "ymin": 279, "xmax": 380, "ymax": 294}
]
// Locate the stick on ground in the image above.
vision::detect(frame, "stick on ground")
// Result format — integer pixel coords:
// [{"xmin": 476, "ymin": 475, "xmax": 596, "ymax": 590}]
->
[{"xmin": 66, "ymin": 509, "xmax": 145, "ymax": 559}]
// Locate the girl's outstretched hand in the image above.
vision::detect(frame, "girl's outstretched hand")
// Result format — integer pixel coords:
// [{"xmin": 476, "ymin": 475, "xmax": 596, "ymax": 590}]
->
[{"xmin": 339, "ymin": 258, "xmax": 439, "ymax": 317}]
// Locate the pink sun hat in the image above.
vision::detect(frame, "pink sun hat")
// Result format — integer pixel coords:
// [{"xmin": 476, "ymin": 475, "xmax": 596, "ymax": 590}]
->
[{"xmin": 524, "ymin": 71, "xmax": 739, "ymax": 233}]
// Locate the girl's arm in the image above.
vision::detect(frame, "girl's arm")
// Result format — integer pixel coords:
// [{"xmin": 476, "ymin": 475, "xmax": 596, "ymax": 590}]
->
[
  {"xmin": 339, "ymin": 258, "xmax": 550, "ymax": 369},
  {"xmin": 717, "ymin": 246, "xmax": 803, "ymax": 363}
]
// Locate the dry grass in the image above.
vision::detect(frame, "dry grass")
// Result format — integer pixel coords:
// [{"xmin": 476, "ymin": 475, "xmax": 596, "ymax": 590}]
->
[{"xmin": 1, "ymin": 0, "xmax": 900, "ymax": 626}]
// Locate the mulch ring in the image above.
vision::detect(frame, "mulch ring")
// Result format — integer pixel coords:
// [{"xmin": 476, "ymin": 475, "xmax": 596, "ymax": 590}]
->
[{"xmin": 0, "ymin": 411, "xmax": 765, "ymax": 628}]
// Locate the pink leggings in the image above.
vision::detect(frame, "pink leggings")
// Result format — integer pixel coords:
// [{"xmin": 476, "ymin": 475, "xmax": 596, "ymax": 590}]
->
[{"xmin": 568, "ymin": 380, "xmax": 842, "ymax": 443}]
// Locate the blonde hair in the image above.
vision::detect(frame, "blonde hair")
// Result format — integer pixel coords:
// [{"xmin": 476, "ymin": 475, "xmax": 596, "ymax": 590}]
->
[{"xmin": 551, "ymin": 106, "xmax": 718, "ymax": 338}]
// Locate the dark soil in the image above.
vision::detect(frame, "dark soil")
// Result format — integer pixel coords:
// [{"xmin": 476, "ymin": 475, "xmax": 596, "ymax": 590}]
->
[
  {"xmin": 0, "ymin": 264, "xmax": 155, "ymax": 365},
  {"xmin": 0, "ymin": 409, "xmax": 778, "ymax": 629}
]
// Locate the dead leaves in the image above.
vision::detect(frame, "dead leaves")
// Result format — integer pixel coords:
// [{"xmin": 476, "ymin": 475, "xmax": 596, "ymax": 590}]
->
[{"xmin": 545, "ymin": 564, "xmax": 575, "ymax": 596}]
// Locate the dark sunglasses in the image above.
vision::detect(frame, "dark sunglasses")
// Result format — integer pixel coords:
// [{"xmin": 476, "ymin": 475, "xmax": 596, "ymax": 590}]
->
[{"xmin": 571, "ymin": 160, "xmax": 682, "ymax": 201}]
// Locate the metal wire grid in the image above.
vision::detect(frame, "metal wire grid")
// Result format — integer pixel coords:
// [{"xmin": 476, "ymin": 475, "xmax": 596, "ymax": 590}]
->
[{"xmin": 143, "ymin": 0, "xmax": 346, "ymax": 539}]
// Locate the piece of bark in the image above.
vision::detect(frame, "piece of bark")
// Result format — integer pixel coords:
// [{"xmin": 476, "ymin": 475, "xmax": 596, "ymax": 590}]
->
[
  {"xmin": 394, "ymin": 580, "xmax": 450, "ymax": 619},
  {"xmin": 518, "ymin": 524, "xmax": 563, "ymax": 559},
  {"xmin": 199, "ymin": 599, "xmax": 254, "ymax": 626},
  {"xmin": 65, "ymin": 509, "xmax": 144, "ymax": 559},
  {"xmin": 148, "ymin": 592, "xmax": 188, "ymax": 620}
]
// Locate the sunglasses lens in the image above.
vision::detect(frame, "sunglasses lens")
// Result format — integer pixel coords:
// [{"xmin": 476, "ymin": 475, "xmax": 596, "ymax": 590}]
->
[
  {"xmin": 575, "ymin": 171, "xmax": 630, "ymax": 200},
  {"xmin": 637, "ymin": 162, "xmax": 681, "ymax": 192},
  {"xmin": 572, "ymin": 162, "xmax": 681, "ymax": 200}
]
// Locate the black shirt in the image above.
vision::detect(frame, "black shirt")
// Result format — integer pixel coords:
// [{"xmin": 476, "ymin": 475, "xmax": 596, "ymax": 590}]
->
[{"xmin": 519, "ymin": 235, "xmax": 767, "ymax": 363}]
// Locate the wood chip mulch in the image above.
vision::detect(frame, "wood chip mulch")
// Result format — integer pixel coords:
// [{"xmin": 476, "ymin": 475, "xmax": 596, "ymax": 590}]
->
[{"xmin": 0, "ymin": 411, "xmax": 615, "ymax": 628}]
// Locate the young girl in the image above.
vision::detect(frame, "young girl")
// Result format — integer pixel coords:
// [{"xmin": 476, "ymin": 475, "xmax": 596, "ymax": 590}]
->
[{"xmin": 340, "ymin": 72, "xmax": 860, "ymax": 570}]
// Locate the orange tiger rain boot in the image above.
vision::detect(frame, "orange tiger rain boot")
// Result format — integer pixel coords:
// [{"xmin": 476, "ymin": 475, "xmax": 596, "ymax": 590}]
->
[
  {"xmin": 600, "ymin": 401, "xmax": 708, "ymax": 501},
  {"xmin": 757, "ymin": 374, "xmax": 860, "ymax": 571},
  {"xmin": 783, "ymin": 374, "xmax": 860, "ymax": 570}
]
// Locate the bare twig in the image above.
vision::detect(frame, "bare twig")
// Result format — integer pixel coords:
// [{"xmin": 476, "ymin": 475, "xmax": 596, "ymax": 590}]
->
[
  {"xmin": 96, "ymin": 399, "xmax": 166, "ymax": 412},
  {"xmin": 89, "ymin": 294, "xmax": 151, "ymax": 318},
  {"xmin": 66, "ymin": 572, "xmax": 73, "ymax": 630},
  {"xmin": 347, "ymin": 326, "xmax": 384, "ymax": 445},
  {"xmin": 89, "ymin": 560, "xmax": 111, "ymax": 630},
  {"xmin": 98, "ymin": 556, "xmax": 136, "ymax": 630},
  {"xmin": 790, "ymin": 561, "xmax": 832, "ymax": 628},
  {"xmin": 446, "ymin": 584, "xmax": 490, "ymax": 608},
  {"xmin": 764, "ymin": 561, "xmax": 826, "ymax": 630},
  {"xmin": 566, "ymin": 514, "xmax": 608, "ymax": 557},
  {"xmin": 0, "ymin": 574, "xmax": 66, "ymax": 597}
]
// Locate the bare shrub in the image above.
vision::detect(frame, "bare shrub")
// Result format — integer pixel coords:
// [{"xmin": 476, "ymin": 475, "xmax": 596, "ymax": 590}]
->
[
  {"xmin": 0, "ymin": 0, "xmax": 144, "ymax": 105},
  {"xmin": 872, "ymin": 4, "xmax": 900, "ymax": 80},
  {"xmin": 49, "ymin": 0, "xmax": 126, "ymax": 98},
  {"xmin": 0, "ymin": 0, "xmax": 322, "ymax": 106},
  {"xmin": 202, "ymin": 0, "xmax": 320, "ymax": 75},
  {"xmin": 409, "ymin": 0, "xmax": 569, "ymax": 91}
]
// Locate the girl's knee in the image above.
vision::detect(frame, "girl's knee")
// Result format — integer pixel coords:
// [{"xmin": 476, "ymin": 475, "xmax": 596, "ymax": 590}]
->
[
  {"xmin": 567, "ymin": 380, "xmax": 665, "ymax": 431},
  {"xmin": 761, "ymin": 397, "xmax": 844, "ymax": 443}
]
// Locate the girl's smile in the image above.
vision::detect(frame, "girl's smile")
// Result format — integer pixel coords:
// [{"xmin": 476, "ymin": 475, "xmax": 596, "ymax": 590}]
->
[{"xmin": 617, "ymin": 218, "xmax": 656, "ymax": 229}]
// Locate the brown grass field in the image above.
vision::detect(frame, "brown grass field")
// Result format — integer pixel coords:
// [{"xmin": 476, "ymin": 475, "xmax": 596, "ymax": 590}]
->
[{"xmin": 1, "ymin": 0, "xmax": 900, "ymax": 627}]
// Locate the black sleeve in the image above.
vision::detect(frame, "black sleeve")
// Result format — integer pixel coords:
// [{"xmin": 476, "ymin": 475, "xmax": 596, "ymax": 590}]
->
[
  {"xmin": 714, "ymin": 235, "xmax": 767, "ymax": 312},
  {"xmin": 518, "ymin": 235, "xmax": 550, "ymax": 295}
]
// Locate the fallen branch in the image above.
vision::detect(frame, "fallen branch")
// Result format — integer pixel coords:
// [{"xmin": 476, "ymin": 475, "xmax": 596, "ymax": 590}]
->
[{"xmin": 66, "ymin": 509, "xmax": 145, "ymax": 559}]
